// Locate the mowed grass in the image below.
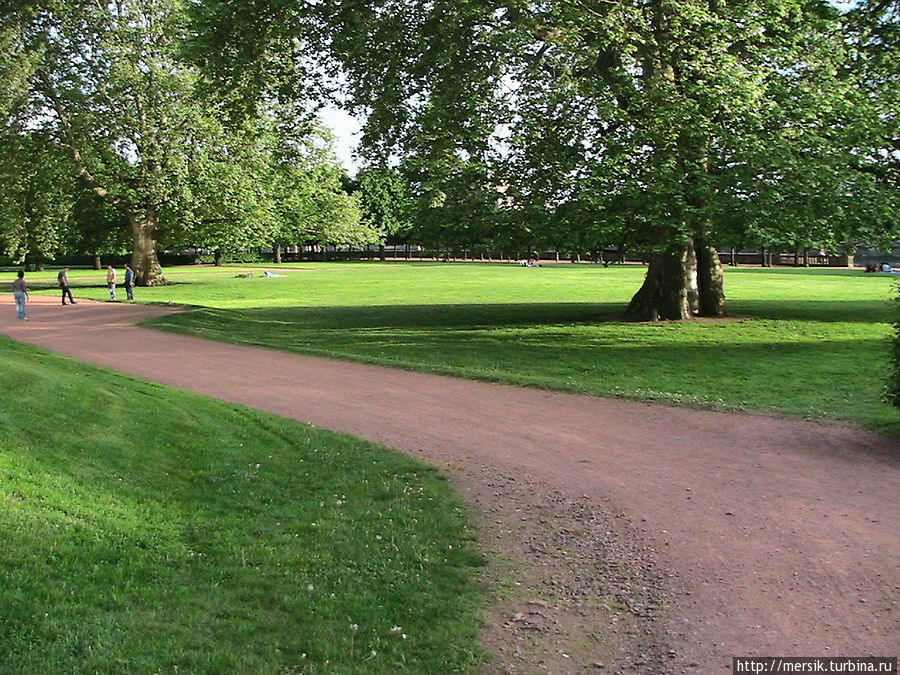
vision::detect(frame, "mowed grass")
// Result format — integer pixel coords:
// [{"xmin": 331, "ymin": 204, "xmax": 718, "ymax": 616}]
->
[
  {"xmin": 0, "ymin": 338, "xmax": 485, "ymax": 673},
  {"xmin": 22, "ymin": 261, "xmax": 900, "ymax": 434}
]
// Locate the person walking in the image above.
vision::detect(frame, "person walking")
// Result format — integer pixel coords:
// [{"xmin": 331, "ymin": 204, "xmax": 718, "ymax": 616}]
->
[
  {"xmin": 124, "ymin": 263, "xmax": 135, "ymax": 301},
  {"xmin": 12, "ymin": 270, "xmax": 29, "ymax": 320},
  {"xmin": 106, "ymin": 265, "xmax": 117, "ymax": 301},
  {"xmin": 58, "ymin": 266, "xmax": 76, "ymax": 305}
]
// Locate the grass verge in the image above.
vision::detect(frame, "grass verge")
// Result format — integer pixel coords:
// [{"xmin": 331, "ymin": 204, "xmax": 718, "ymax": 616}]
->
[{"xmin": 0, "ymin": 337, "xmax": 485, "ymax": 673}]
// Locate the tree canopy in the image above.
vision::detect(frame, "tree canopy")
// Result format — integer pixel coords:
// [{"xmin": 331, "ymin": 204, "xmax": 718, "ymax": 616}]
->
[
  {"xmin": 3, "ymin": 0, "xmax": 897, "ymax": 309},
  {"xmin": 0, "ymin": 0, "xmax": 375, "ymax": 283},
  {"xmin": 193, "ymin": 0, "xmax": 900, "ymax": 319}
]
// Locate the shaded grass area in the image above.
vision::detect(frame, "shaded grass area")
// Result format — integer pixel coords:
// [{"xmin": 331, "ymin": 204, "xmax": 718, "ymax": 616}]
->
[
  {"xmin": 129, "ymin": 263, "xmax": 900, "ymax": 435},
  {"xmin": 0, "ymin": 338, "xmax": 485, "ymax": 674}
]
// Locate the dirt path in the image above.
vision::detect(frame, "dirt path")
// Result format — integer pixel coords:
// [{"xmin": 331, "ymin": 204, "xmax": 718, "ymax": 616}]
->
[{"xmin": 2, "ymin": 297, "xmax": 898, "ymax": 673}]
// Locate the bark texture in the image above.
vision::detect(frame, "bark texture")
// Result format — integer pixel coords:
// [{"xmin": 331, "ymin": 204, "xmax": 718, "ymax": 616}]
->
[
  {"xmin": 624, "ymin": 240, "xmax": 727, "ymax": 321},
  {"xmin": 696, "ymin": 241, "xmax": 727, "ymax": 318},
  {"xmin": 623, "ymin": 243, "xmax": 695, "ymax": 321},
  {"xmin": 130, "ymin": 216, "xmax": 166, "ymax": 286}
]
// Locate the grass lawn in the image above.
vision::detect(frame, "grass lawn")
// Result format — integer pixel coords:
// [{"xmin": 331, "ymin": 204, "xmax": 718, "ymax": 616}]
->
[
  {"xmin": 0, "ymin": 339, "xmax": 485, "ymax": 673},
  {"xmin": 19, "ymin": 261, "xmax": 900, "ymax": 434}
]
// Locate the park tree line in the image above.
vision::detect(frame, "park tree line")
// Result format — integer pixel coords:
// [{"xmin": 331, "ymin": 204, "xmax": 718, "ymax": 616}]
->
[
  {"xmin": 2, "ymin": 0, "xmax": 899, "ymax": 321},
  {"xmin": 191, "ymin": 0, "xmax": 900, "ymax": 320},
  {"xmin": 0, "ymin": 0, "xmax": 378, "ymax": 285}
]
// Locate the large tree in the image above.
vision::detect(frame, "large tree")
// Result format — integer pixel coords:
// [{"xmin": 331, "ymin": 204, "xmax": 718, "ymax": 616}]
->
[
  {"xmin": 0, "ymin": 131, "xmax": 78, "ymax": 267},
  {"xmin": 848, "ymin": 0, "xmax": 900, "ymax": 405},
  {"xmin": 4, "ymin": 0, "xmax": 211, "ymax": 283},
  {"xmin": 356, "ymin": 165, "xmax": 413, "ymax": 250},
  {"xmin": 3, "ymin": 0, "xmax": 374, "ymax": 283},
  {"xmin": 194, "ymin": 0, "xmax": 896, "ymax": 319},
  {"xmin": 3, "ymin": 1, "xmax": 272, "ymax": 283}
]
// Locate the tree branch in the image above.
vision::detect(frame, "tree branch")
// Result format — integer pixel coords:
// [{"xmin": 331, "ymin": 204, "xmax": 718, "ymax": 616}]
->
[{"xmin": 35, "ymin": 71, "xmax": 137, "ymax": 215}]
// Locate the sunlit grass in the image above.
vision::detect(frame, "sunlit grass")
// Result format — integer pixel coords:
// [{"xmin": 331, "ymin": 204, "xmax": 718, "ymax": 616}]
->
[{"xmin": 0, "ymin": 339, "xmax": 485, "ymax": 673}]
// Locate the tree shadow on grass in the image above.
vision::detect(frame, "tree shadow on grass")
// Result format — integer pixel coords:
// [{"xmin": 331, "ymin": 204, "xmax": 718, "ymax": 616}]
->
[
  {"xmin": 148, "ymin": 297, "xmax": 894, "ymax": 337},
  {"xmin": 143, "ymin": 302, "xmax": 900, "ymax": 431},
  {"xmin": 729, "ymin": 299, "xmax": 893, "ymax": 323},
  {"xmin": 148, "ymin": 302, "xmax": 629, "ymax": 333}
]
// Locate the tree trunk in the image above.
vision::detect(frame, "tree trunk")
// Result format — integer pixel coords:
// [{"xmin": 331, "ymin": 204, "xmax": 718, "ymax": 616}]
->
[
  {"xmin": 26, "ymin": 252, "xmax": 45, "ymax": 271},
  {"xmin": 686, "ymin": 239, "xmax": 700, "ymax": 315},
  {"xmin": 93, "ymin": 254, "xmax": 101, "ymax": 270},
  {"xmin": 130, "ymin": 216, "xmax": 165, "ymax": 286},
  {"xmin": 623, "ymin": 242, "xmax": 695, "ymax": 321},
  {"xmin": 696, "ymin": 241, "xmax": 727, "ymax": 317},
  {"xmin": 273, "ymin": 243, "xmax": 282, "ymax": 264}
]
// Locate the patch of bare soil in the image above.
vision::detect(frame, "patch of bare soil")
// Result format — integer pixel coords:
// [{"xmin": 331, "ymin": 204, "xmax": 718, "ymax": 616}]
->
[{"xmin": 458, "ymin": 465, "xmax": 673, "ymax": 674}]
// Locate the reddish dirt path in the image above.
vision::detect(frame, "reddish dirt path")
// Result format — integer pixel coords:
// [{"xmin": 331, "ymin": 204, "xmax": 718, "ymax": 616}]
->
[{"xmin": 2, "ymin": 296, "xmax": 898, "ymax": 673}]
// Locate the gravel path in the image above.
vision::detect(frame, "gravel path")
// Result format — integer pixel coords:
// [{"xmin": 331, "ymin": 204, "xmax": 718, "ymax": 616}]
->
[{"xmin": 2, "ymin": 297, "xmax": 898, "ymax": 673}]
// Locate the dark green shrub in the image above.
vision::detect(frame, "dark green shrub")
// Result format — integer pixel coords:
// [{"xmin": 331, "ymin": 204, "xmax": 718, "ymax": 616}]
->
[{"xmin": 890, "ymin": 280, "xmax": 900, "ymax": 407}]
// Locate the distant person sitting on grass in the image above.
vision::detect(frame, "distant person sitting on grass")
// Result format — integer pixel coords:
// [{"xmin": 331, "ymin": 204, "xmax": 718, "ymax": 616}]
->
[
  {"xmin": 58, "ymin": 266, "xmax": 76, "ymax": 305},
  {"xmin": 881, "ymin": 262, "xmax": 893, "ymax": 273}
]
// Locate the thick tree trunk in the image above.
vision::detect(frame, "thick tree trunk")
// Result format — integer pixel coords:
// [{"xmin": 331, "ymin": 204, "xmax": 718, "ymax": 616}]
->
[
  {"xmin": 214, "ymin": 249, "xmax": 224, "ymax": 266},
  {"xmin": 623, "ymin": 242, "xmax": 695, "ymax": 321},
  {"xmin": 93, "ymin": 254, "xmax": 101, "ymax": 270},
  {"xmin": 273, "ymin": 243, "xmax": 282, "ymax": 264},
  {"xmin": 26, "ymin": 252, "xmax": 45, "ymax": 271},
  {"xmin": 130, "ymin": 216, "xmax": 165, "ymax": 286},
  {"xmin": 696, "ymin": 241, "xmax": 727, "ymax": 317}
]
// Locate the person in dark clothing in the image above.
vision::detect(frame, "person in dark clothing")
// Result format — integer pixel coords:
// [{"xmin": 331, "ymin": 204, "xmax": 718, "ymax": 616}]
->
[
  {"xmin": 58, "ymin": 266, "xmax": 76, "ymax": 305},
  {"xmin": 124, "ymin": 264, "xmax": 135, "ymax": 301}
]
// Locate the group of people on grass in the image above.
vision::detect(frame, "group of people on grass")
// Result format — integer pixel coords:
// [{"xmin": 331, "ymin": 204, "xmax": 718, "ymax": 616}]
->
[
  {"xmin": 864, "ymin": 262, "xmax": 897, "ymax": 273},
  {"xmin": 12, "ymin": 263, "xmax": 136, "ymax": 321}
]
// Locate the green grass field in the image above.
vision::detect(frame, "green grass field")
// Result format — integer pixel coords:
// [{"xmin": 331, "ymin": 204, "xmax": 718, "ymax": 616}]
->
[
  {"xmin": 0, "ymin": 339, "xmax": 485, "ymax": 673},
  {"xmin": 22, "ymin": 261, "xmax": 900, "ymax": 434}
]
